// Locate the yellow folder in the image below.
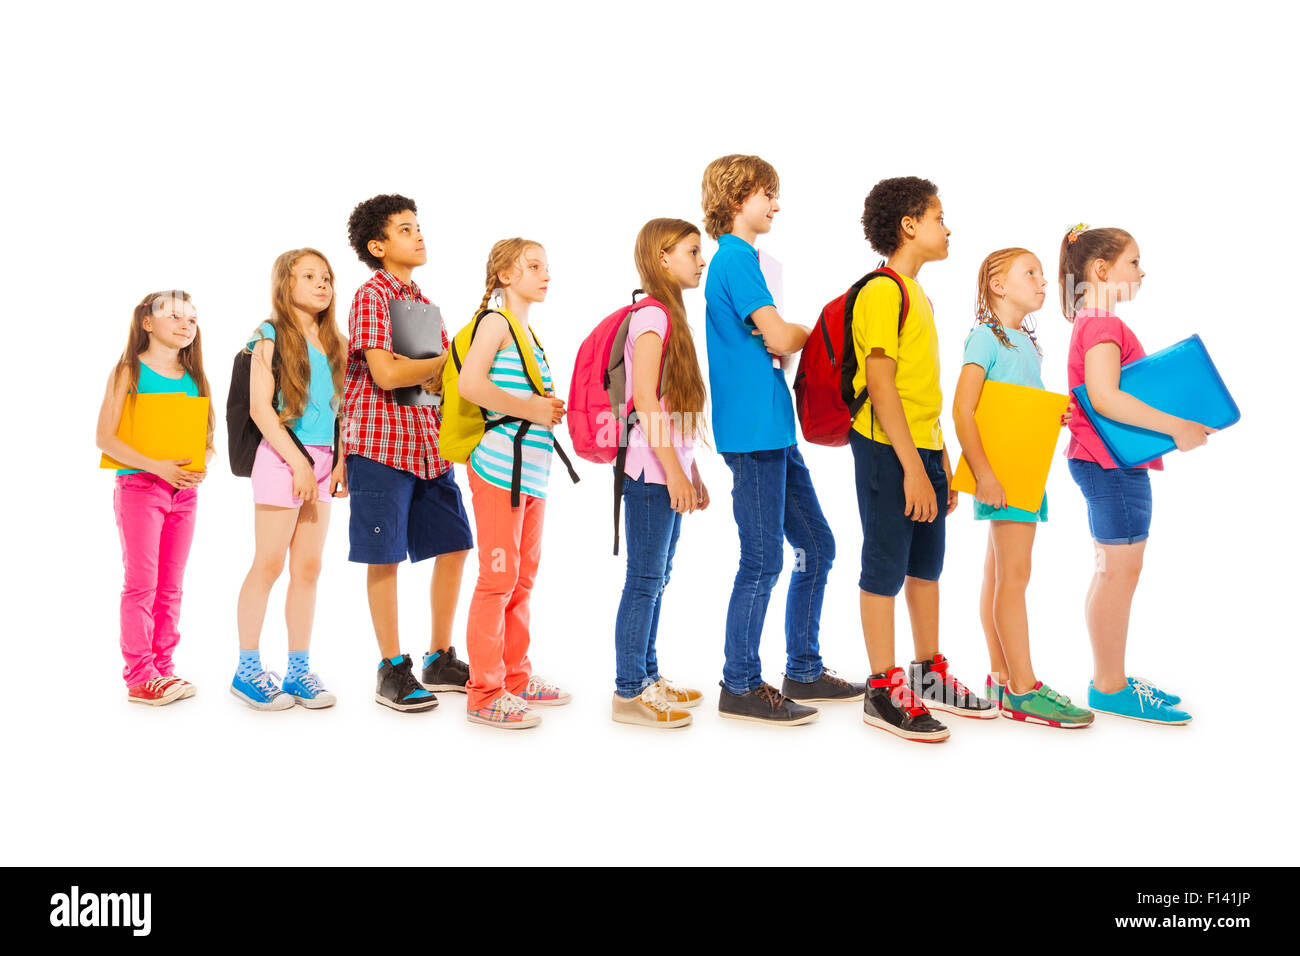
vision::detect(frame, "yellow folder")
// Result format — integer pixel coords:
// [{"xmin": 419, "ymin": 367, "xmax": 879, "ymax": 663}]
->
[
  {"xmin": 952, "ymin": 381, "xmax": 1068, "ymax": 512},
  {"xmin": 99, "ymin": 392, "xmax": 209, "ymax": 472}
]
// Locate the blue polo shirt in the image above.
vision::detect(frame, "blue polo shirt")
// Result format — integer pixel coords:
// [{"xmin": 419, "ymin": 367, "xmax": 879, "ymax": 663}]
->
[{"xmin": 704, "ymin": 233, "xmax": 797, "ymax": 453}]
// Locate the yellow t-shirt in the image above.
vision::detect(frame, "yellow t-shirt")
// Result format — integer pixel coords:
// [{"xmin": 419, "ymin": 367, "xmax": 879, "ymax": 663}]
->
[{"xmin": 849, "ymin": 273, "xmax": 944, "ymax": 450}]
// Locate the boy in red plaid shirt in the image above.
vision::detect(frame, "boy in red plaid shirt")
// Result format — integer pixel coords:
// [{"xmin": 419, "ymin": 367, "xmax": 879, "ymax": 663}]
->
[{"xmin": 343, "ymin": 194, "xmax": 474, "ymax": 712}]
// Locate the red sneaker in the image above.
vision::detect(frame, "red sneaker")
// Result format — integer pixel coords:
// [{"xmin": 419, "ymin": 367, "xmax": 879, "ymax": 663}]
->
[
  {"xmin": 128, "ymin": 677, "xmax": 186, "ymax": 706},
  {"xmin": 160, "ymin": 675, "xmax": 196, "ymax": 699}
]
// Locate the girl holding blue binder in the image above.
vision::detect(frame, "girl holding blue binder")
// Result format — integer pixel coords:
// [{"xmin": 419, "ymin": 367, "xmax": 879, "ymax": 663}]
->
[{"xmin": 1059, "ymin": 224, "xmax": 1212, "ymax": 725}]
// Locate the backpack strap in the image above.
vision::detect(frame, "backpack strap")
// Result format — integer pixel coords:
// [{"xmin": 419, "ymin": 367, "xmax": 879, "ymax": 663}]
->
[{"xmin": 841, "ymin": 266, "xmax": 910, "ymax": 441}]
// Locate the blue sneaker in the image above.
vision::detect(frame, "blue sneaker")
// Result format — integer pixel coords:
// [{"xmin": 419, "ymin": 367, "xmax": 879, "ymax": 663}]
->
[
  {"xmin": 231, "ymin": 669, "xmax": 295, "ymax": 711},
  {"xmin": 1128, "ymin": 675, "xmax": 1181, "ymax": 707},
  {"xmin": 282, "ymin": 672, "xmax": 337, "ymax": 709},
  {"xmin": 1088, "ymin": 679, "xmax": 1191, "ymax": 725}
]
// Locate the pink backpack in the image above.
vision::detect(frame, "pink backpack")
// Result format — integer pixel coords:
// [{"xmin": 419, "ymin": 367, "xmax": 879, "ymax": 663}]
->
[{"xmin": 567, "ymin": 292, "xmax": 670, "ymax": 553}]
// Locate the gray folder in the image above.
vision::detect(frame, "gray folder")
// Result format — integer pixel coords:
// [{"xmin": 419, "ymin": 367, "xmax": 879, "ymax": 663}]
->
[{"xmin": 387, "ymin": 299, "xmax": 445, "ymax": 407}]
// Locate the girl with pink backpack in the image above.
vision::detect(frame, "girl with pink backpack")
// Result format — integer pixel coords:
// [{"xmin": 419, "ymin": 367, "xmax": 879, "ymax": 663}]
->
[{"xmin": 604, "ymin": 218, "xmax": 711, "ymax": 728}]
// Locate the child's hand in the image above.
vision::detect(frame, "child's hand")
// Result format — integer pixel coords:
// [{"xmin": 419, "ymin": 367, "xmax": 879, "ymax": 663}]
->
[
  {"xmin": 1061, "ymin": 403, "xmax": 1074, "ymax": 426},
  {"xmin": 527, "ymin": 395, "xmax": 566, "ymax": 427},
  {"xmin": 947, "ymin": 484, "xmax": 958, "ymax": 515},
  {"xmin": 330, "ymin": 461, "xmax": 348, "ymax": 498},
  {"xmin": 292, "ymin": 458, "xmax": 319, "ymax": 504},
  {"xmin": 975, "ymin": 473, "xmax": 1007, "ymax": 510},
  {"xmin": 1171, "ymin": 418, "xmax": 1214, "ymax": 452},
  {"xmin": 693, "ymin": 473, "xmax": 709, "ymax": 511},
  {"xmin": 667, "ymin": 470, "xmax": 698, "ymax": 514},
  {"xmin": 903, "ymin": 464, "xmax": 939, "ymax": 523},
  {"xmin": 154, "ymin": 459, "xmax": 201, "ymax": 489},
  {"xmin": 751, "ymin": 328, "xmax": 778, "ymax": 354}
]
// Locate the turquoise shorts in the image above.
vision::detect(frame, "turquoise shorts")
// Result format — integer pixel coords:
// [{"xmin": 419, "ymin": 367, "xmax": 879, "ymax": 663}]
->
[{"xmin": 974, "ymin": 492, "xmax": 1047, "ymax": 523}]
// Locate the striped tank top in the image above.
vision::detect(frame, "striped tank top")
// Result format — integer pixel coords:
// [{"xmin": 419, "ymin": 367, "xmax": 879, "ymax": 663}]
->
[{"xmin": 470, "ymin": 336, "xmax": 555, "ymax": 500}]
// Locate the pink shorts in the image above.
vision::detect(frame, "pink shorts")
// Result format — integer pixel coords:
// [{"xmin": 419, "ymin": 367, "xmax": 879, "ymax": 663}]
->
[{"xmin": 251, "ymin": 439, "xmax": 333, "ymax": 507}]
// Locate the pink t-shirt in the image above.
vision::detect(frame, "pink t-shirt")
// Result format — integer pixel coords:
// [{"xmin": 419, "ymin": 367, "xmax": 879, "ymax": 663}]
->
[
  {"xmin": 622, "ymin": 306, "xmax": 696, "ymax": 484},
  {"xmin": 1066, "ymin": 308, "xmax": 1163, "ymax": 470}
]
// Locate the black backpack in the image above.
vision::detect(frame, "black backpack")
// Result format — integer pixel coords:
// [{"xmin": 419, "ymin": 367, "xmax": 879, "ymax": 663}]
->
[{"xmin": 226, "ymin": 337, "xmax": 340, "ymax": 477}]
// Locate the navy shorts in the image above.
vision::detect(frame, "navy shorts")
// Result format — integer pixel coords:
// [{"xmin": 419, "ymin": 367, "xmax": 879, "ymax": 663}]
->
[
  {"xmin": 849, "ymin": 431, "xmax": 946, "ymax": 596},
  {"xmin": 346, "ymin": 454, "xmax": 474, "ymax": 564},
  {"xmin": 1067, "ymin": 457, "xmax": 1152, "ymax": 545}
]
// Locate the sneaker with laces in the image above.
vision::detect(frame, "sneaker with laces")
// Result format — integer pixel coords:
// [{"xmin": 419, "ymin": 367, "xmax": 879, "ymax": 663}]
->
[
  {"xmin": 1089, "ymin": 678, "xmax": 1191, "ymax": 725},
  {"xmin": 611, "ymin": 686, "xmax": 693, "ymax": 728},
  {"xmin": 159, "ymin": 674, "xmax": 196, "ymax": 700},
  {"xmin": 862, "ymin": 668, "xmax": 949, "ymax": 742},
  {"xmin": 518, "ymin": 675, "xmax": 572, "ymax": 706},
  {"xmin": 909, "ymin": 653, "xmax": 998, "ymax": 719},
  {"xmin": 231, "ymin": 669, "xmax": 295, "ymax": 711},
  {"xmin": 781, "ymin": 667, "xmax": 866, "ymax": 702},
  {"xmin": 1001, "ymin": 681, "xmax": 1094, "ymax": 728},
  {"xmin": 467, "ymin": 692, "xmax": 541, "ymax": 729},
  {"xmin": 717, "ymin": 682, "xmax": 819, "ymax": 725},
  {"xmin": 422, "ymin": 645, "xmax": 470, "ymax": 693},
  {"xmin": 282, "ymin": 671, "xmax": 337, "ymax": 709},
  {"xmin": 1128, "ymin": 675, "xmax": 1181, "ymax": 707},
  {"xmin": 648, "ymin": 677, "xmax": 702, "ymax": 709},
  {"xmin": 128, "ymin": 676, "xmax": 187, "ymax": 706},
  {"xmin": 376, "ymin": 655, "xmax": 439, "ymax": 713}
]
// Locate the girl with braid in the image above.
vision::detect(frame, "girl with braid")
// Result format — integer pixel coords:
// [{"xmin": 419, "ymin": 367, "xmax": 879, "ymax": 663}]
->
[{"xmin": 951, "ymin": 248, "xmax": 1094, "ymax": 728}]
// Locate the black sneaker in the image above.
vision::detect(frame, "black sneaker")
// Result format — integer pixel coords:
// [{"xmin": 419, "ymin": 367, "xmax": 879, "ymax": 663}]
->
[
  {"xmin": 718, "ymin": 682, "xmax": 818, "ymax": 726},
  {"xmin": 376, "ymin": 655, "xmax": 439, "ymax": 713},
  {"xmin": 781, "ymin": 667, "xmax": 866, "ymax": 702},
  {"xmin": 862, "ymin": 667, "xmax": 949, "ymax": 742},
  {"xmin": 422, "ymin": 645, "xmax": 470, "ymax": 693},
  {"xmin": 909, "ymin": 653, "xmax": 998, "ymax": 719}
]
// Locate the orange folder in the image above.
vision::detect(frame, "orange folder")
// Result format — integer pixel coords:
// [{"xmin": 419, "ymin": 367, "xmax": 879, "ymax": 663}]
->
[
  {"xmin": 952, "ymin": 381, "xmax": 1068, "ymax": 512},
  {"xmin": 99, "ymin": 393, "xmax": 209, "ymax": 472}
]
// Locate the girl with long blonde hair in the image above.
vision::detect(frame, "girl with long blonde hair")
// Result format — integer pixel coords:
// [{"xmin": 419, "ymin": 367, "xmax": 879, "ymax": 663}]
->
[
  {"xmin": 232, "ymin": 248, "xmax": 348, "ymax": 710},
  {"xmin": 610, "ymin": 218, "xmax": 711, "ymax": 729}
]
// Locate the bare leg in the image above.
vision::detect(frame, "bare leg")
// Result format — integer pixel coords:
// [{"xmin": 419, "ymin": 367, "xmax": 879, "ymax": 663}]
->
[
  {"xmin": 236, "ymin": 505, "xmax": 300, "ymax": 651},
  {"xmin": 285, "ymin": 499, "xmax": 330, "ymax": 653},
  {"xmin": 860, "ymin": 590, "xmax": 896, "ymax": 674},
  {"xmin": 978, "ymin": 531, "xmax": 1006, "ymax": 683},
  {"xmin": 366, "ymin": 563, "xmax": 401, "ymax": 659},
  {"xmin": 990, "ymin": 520, "xmax": 1037, "ymax": 693},
  {"xmin": 429, "ymin": 549, "xmax": 470, "ymax": 654},
  {"xmin": 904, "ymin": 576, "xmax": 940, "ymax": 663},
  {"xmin": 1086, "ymin": 540, "xmax": 1146, "ymax": 693}
]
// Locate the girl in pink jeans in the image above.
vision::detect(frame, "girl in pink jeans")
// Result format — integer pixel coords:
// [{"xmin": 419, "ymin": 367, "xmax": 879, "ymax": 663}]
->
[{"xmin": 95, "ymin": 290, "xmax": 214, "ymax": 705}]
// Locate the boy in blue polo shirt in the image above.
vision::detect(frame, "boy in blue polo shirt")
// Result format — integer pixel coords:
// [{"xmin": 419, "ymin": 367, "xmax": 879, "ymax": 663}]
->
[{"xmin": 701, "ymin": 154, "xmax": 865, "ymax": 725}]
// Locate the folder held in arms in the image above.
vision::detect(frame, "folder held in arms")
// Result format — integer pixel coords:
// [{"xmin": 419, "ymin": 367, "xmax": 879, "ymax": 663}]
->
[
  {"xmin": 100, "ymin": 393, "xmax": 210, "ymax": 471},
  {"xmin": 388, "ymin": 299, "xmax": 446, "ymax": 407},
  {"xmin": 952, "ymin": 381, "xmax": 1069, "ymax": 513}
]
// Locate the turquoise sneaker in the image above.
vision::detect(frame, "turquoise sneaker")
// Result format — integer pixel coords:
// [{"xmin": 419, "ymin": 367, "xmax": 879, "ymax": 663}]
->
[
  {"xmin": 230, "ymin": 670, "xmax": 294, "ymax": 711},
  {"xmin": 282, "ymin": 671, "xmax": 337, "ymax": 709},
  {"xmin": 1128, "ymin": 675, "xmax": 1181, "ymax": 707},
  {"xmin": 984, "ymin": 674, "xmax": 1005, "ymax": 707},
  {"xmin": 1088, "ymin": 679, "xmax": 1191, "ymax": 725},
  {"xmin": 1001, "ymin": 681, "xmax": 1094, "ymax": 728}
]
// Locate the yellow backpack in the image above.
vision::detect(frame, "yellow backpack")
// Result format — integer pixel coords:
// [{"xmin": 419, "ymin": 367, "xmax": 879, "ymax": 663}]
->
[{"xmin": 440, "ymin": 307, "xmax": 579, "ymax": 506}]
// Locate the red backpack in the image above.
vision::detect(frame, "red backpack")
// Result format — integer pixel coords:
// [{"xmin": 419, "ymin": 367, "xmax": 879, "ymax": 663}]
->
[
  {"xmin": 568, "ymin": 292, "xmax": 670, "ymax": 553},
  {"xmin": 793, "ymin": 266, "xmax": 909, "ymax": 446}
]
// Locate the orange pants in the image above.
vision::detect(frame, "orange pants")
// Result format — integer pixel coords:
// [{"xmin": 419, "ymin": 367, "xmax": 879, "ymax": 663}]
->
[{"xmin": 465, "ymin": 466, "xmax": 546, "ymax": 710}]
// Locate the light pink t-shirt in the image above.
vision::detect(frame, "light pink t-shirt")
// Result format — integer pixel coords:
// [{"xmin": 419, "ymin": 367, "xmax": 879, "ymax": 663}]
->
[
  {"xmin": 1066, "ymin": 308, "xmax": 1163, "ymax": 470},
  {"xmin": 622, "ymin": 306, "xmax": 696, "ymax": 484}
]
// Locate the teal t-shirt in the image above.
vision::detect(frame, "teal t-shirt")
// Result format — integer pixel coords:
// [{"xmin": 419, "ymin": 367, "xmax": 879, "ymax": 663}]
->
[
  {"xmin": 962, "ymin": 322, "xmax": 1048, "ymax": 522},
  {"xmin": 116, "ymin": 361, "xmax": 201, "ymax": 476},
  {"xmin": 249, "ymin": 321, "xmax": 337, "ymax": 446}
]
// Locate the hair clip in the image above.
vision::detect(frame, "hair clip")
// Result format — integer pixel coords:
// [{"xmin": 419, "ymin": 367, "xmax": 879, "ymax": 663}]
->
[{"xmin": 1065, "ymin": 222, "xmax": 1090, "ymax": 244}]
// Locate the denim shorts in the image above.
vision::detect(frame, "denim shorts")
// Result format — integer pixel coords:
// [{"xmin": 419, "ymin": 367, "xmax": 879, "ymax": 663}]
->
[
  {"xmin": 849, "ymin": 431, "xmax": 945, "ymax": 596},
  {"xmin": 346, "ymin": 454, "xmax": 474, "ymax": 564},
  {"xmin": 1067, "ymin": 457, "xmax": 1152, "ymax": 545}
]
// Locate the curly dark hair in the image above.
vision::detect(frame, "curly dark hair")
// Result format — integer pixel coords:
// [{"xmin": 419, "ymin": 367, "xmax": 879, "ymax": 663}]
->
[
  {"xmin": 347, "ymin": 194, "xmax": 418, "ymax": 270},
  {"xmin": 861, "ymin": 177, "xmax": 938, "ymax": 257}
]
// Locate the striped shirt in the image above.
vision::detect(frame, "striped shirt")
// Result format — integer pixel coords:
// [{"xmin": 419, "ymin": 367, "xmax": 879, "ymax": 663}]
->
[{"xmin": 470, "ymin": 337, "xmax": 554, "ymax": 500}]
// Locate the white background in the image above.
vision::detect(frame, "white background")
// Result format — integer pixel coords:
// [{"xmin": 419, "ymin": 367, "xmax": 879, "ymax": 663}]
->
[{"xmin": 2, "ymin": 1, "xmax": 1296, "ymax": 865}]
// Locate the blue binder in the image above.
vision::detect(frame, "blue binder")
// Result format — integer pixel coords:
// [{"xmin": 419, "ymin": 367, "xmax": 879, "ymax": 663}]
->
[{"xmin": 1071, "ymin": 334, "xmax": 1239, "ymax": 468}]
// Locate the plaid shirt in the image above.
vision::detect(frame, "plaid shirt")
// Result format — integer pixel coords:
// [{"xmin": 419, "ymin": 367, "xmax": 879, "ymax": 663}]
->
[{"xmin": 343, "ymin": 269, "xmax": 452, "ymax": 479}]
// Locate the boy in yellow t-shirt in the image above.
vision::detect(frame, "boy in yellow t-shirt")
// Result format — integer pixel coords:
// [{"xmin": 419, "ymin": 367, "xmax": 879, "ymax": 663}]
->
[{"xmin": 851, "ymin": 177, "xmax": 997, "ymax": 742}]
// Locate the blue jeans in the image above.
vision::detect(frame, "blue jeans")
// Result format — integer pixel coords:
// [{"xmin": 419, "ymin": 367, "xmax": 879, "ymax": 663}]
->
[
  {"xmin": 613, "ymin": 474, "xmax": 683, "ymax": 698},
  {"xmin": 720, "ymin": 445, "xmax": 835, "ymax": 693}
]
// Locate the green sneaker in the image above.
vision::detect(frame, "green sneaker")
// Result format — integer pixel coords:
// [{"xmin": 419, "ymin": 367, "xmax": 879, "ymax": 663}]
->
[
  {"xmin": 984, "ymin": 674, "xmax": 1005, "ymax": 706},
  {"xmin": 1001, "ymin": 681, "xmax": 1094, "ymax": 729}
]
